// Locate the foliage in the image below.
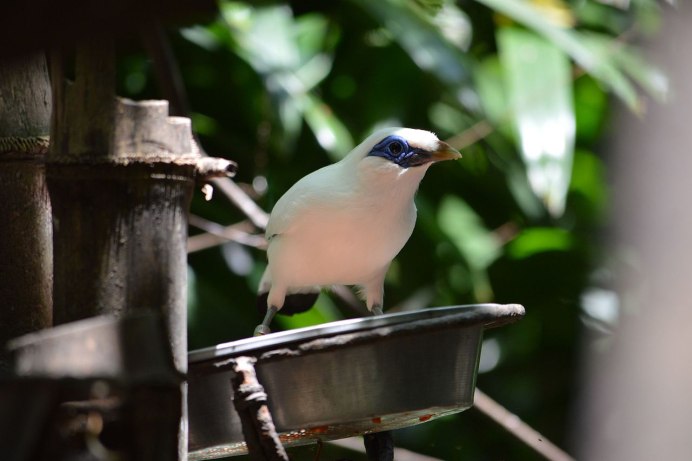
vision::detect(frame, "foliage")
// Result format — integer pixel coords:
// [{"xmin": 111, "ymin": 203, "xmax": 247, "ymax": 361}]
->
[{"xmin": 118, "ymin": 0, "xmax": 665, "ymax": 459}]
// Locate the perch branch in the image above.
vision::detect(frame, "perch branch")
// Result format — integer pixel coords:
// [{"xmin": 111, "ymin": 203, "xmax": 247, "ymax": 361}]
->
[{"xmin": 230, "ymin": 356, "xmax": 289, "ymax": 461}]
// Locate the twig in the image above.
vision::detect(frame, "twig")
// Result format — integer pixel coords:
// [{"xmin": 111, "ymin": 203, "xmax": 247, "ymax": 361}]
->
[
  {"xmin": 445, "ymin": 119, "xmax": 495, "ymax": 151},
  {"xmin": 187, "ymin": 215, "xmax": 266, "ymax": 252},
  {"xmin": 230, "ymin": 356, "xmax": 289, "ymax": 461},
  {"xmin": 473, "ymin": 388, "xmax": 575, "ymax": 461},
  {"xmin": 210, "ymin": 177, "xmax": 269, "ymax": 230}
]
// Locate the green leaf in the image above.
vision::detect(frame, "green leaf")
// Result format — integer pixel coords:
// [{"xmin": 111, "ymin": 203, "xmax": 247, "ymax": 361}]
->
[
  {"xmin": 294, "ymin": 14, "xmax": 332, "ymax": 62},
  {"xmin": 574, "ymin": 75, "xmax": 608, "ymax": 144},
  {"xmin": 352, "ymin": 0, "xmax": 471, "ymax": 86},
  {"xmin": 190, "ymin": 112, "xmax": 219, "ymax": 137},
  {"xmin": 221, "ymin": 2, "xmax": 349, "ymax": 153},
  {"xmin": 179, "ymin": 25, "xmax": 222, "ymax": 51},
  {"xmin": 438, "ymin": 196, "xmax": 499, "ymax": 271},
  {"xmin": 277, "ymin": 292, "xmax": 343, "ymax": 329},
  {"xmin": 222, "ymin": 3, "xmax": 299, "ymax": 73},
  {"xmin": 569, "ymin": 149, "xmax": 608, "ymax": 218},
  {"xmin": 302, "ymin": 93, "xmax": 354, "ymax": 160},
  {"xmin": 476, "ymin": 0, "xmax": 646, "ymax": 112},
  {"xmin": 473, "ymin": 56, "xmax": 512, "ymax": 136},
  {"xmin": 437, "ymin": 195, "xmax": 500, "ymax": 300},
  {"xmin": 583, "ymin": 33, "xmax": 668, "ymax": 103},
  {"xmin": 498, "ymin": 27, "xmax": 575, "ymax": 217},
  {"xmin": 507, "ymin": 227, "xmax": 574, "ymax": 259}
]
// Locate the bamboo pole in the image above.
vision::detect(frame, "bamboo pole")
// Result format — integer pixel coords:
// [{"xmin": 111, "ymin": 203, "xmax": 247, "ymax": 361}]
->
[{"xmin": 0, "ymin": 53, "xmax": 53, "ymax": 370}]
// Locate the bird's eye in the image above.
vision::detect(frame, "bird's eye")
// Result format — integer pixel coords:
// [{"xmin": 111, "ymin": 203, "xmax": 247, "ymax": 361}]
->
[{"xmin": 388, "ymin": 141, "xmax": 403, "ymax": 156}]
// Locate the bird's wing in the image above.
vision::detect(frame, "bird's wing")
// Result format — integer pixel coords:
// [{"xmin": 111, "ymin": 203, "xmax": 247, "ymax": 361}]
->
[{"xmin": 265, "ymin": 163, "xmax": 349, "ymax": 239}]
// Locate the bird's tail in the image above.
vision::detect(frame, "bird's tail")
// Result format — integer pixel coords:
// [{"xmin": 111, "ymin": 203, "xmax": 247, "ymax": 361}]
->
[{"xmin": 256, "ymin": 268, "xmax": 320, "ymax": 316}]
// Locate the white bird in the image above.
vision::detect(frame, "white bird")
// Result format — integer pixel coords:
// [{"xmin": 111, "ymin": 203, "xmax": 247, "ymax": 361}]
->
[{"xmin": 255, "ymin": 127, "xmax": 461, "ymax": 335}]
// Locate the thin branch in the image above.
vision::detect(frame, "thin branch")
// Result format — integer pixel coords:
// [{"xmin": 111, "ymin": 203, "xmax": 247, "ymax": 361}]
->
[
  {"xmin": 187, "ymin": 215, "xmax": 266, "ymax": 253},
  {"xmin": 210, "ymin": 177, "xmax": 270, "ymax": 230},
  {"xmin": 473, "ymin": 388, "xmax": 575, "ymax": 461},
  {"xmin": 445, "ymin": 119, "xmax": 495, "ymax": 151}
]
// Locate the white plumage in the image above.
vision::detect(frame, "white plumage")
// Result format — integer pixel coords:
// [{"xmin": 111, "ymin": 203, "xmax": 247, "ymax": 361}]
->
[{"xmin": 255, "ymin": 127, "xmax": 460, "ymax": 335}]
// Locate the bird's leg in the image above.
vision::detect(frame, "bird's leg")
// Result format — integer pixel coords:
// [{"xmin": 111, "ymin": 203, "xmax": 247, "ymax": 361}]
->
[
  {"xmin": 364, "ymin": 274, "xmax": 386, "ymax": 316},
  {"xmin": 254, "ymin": 306, "xmax": 278, "ymax": 336}
]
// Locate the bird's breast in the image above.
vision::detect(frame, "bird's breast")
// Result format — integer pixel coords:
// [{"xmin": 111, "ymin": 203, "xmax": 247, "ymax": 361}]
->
[{"xmin": 268, "ymin": 200, "xmax": 416, "ymax": 287}]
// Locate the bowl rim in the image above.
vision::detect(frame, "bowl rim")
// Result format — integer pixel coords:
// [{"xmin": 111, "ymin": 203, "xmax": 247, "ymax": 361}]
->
[{"xmin": 188, "ymin": 303, "xmax": 524, "ymax": 365}]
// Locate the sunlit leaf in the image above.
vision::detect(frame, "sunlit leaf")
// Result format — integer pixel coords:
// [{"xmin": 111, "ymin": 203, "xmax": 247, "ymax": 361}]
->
[
  {"xmin": 506, "ymin": 162, "xmax": 546, "ymax": 219},
  {"xmin": 476, "ymin": 0, "xmax": 645, "ymax": 112},
  {"xmin": 302, "ymin": 93, "xmax": 354, "ymax": 160},
  {"xmin": 582, "ymin": 33, "xmax": 668, "ymax": 103},
  {"xmin": 220, "ymin": 2, "xmax": 347, "ymax": 153},
  {"xmin": 222, "ymin": 3, "xmax": 299, "ymax": 73},
  {"xmin": 295, "ymin": 54, "xmax": 333, "ymax": 93},
  {"xmin": 529, "ymin": 0, "xmax": 576, "ymax": 27},
  {"xmin": 180, "ymin": 25, "xmax": 222, "ymax": 51},
  {"xmin": 498, "ymin": 27, "xmax": 575, "ymax": 217},
  {"xmin": 430, "ymin": 1, "xmax": 473, "ymax": 51}
]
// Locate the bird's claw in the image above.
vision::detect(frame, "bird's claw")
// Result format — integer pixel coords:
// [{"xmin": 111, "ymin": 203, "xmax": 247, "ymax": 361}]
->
[
  {"xmin": 371, "ymin": 305, "xmax": 384, "ymax": 316},
  {"xmin": 254, "ymin": 325, "xmax": 271, "ymax": 336}
]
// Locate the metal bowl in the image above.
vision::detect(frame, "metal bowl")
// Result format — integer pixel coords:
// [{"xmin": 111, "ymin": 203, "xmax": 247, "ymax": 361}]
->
[{"xmin": 187, "ymin": 303, "xmax": 524, "ymax": 460}]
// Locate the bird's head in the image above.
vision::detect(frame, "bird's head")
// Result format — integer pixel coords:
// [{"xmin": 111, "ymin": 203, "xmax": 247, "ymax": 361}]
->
[{"xmin": 351, "ymin": 127, "xmax": 461, "ymax": 169}]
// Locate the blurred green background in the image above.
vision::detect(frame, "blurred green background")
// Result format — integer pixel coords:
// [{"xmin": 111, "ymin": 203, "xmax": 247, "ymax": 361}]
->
[{"xmin": 117, "ymin": 0, "xmax": 665, "ymax": 459}]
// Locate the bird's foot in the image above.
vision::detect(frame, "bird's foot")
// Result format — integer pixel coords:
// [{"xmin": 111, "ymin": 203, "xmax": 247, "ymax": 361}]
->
[
  {"xmin": 254, "ymin": 324, "xmax": 271, "ymax": 336},
  {"xmin": 254, "ymin": 305, "xmax": 278, "ymax": 336},
  {"xmin": 371, "ymin": 304, "xmax": 384, "ymax": 316}
]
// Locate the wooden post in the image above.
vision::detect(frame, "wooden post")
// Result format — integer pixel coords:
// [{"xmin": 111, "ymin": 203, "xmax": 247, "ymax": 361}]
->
[
  {"xmin": 0, "ymin": 54, "xmax": 53, "ymax": 370},
  {"xmin": 47, "ymin": 39, "xmax": 234, "ymax": 460}
]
